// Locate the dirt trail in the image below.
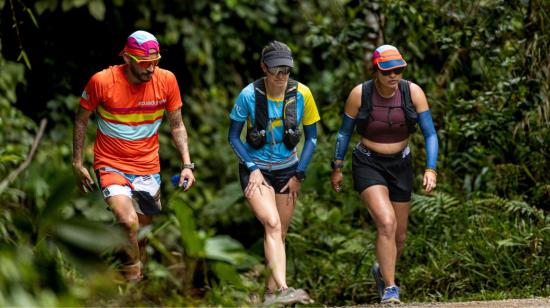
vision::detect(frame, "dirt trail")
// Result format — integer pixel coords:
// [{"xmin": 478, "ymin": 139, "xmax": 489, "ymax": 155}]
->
[{"xmin": 363, "ymin": 297, "xmax": 550, "ymax": 307}]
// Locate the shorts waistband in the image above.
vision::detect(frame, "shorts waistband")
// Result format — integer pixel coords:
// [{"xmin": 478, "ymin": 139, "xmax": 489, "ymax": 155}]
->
[{"xmin": 355, "ymin": 143, "xmax": 410, "ymax": 159}]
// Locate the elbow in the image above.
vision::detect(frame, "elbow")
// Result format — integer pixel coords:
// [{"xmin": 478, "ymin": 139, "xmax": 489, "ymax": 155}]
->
[
  {"xmin": 228, "ymin": 129, "xmax": 240, "ymax": 146},
  {"xmin": 228, "ymin": 134, "xmax": 236, "ymax": 147},
  {"xmin": 428, "ymin": 133, "xmax": 439, "ymax": 145},
  {"xmin": 311, "ymin": 137, "xmax": 318, "ymax": 150},
  {"xmin": 306, "ymin": 136, "xmax": 317, "ymax": 149}
]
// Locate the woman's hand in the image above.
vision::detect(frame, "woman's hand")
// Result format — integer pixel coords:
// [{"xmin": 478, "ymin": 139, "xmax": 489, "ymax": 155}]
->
[
  {"xmin": 281, "ymin": 176, "xmax": 301, "ymax": 204},
  {"xmin": 245, "ymin": 169, "xmax": 271, "ymax": 198},
  {"xmin": 423, "ymin": 169, "xmax": 437, "ymax": 193},
  {"xmin": 331, "ymin": 169, "xmax": 343, "ymax": 192}
]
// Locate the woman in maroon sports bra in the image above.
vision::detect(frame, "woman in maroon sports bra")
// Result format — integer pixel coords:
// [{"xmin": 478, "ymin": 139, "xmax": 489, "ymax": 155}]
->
[{"xmin": 330, "ymin": 45, "xmax": 439, "ymax": 304}]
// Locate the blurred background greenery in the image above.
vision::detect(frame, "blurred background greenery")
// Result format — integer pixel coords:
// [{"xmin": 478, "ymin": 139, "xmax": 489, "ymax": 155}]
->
[{"xmin": 0, "ymin": 0, "xmax": 548, "ymax": 306}]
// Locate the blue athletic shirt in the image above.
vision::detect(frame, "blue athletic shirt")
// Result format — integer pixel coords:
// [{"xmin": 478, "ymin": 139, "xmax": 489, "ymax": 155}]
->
[{"xmin": 229, "ymin": 81, "xmax": 320, "ymax": 170}]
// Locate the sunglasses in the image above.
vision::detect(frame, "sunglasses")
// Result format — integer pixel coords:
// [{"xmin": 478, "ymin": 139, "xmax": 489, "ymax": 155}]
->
[
  {"xmin": 380, "ymin": 67, "xmax": 405, "ymax": 76},
  {"xmin": 126, "ymin": 53, "xmax": 162, "ymax": 68},
  {"xmin": 266, "ymin": 66, "xmax": 291, "ymax": 76}
]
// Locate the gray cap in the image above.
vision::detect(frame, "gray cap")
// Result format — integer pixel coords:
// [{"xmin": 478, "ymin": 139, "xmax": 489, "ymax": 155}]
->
[{"xmin": 262, "ymin": 50, "xmax": 293, "ymax": 68}]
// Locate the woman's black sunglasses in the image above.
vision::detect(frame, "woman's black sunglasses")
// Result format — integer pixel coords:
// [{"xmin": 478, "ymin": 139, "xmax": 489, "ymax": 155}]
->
[
  {"xmin": 267, "ymin": 66, "xmax": 291, "ymax": 76},
  {"xmin": 380, "ymin": 67, "xmax": 405, "ymax": 76}
]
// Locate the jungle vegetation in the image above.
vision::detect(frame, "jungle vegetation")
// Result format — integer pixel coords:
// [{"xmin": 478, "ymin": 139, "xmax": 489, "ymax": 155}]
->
[{"xmin": 0, "ymin": 0, "xmax": 548, "ymax": 306}]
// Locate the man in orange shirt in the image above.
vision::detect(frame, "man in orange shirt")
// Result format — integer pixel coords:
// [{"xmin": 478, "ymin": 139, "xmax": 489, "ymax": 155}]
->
[{"xmin": 72, "ymin": 30, "xmax": 195, "ymax": 282}]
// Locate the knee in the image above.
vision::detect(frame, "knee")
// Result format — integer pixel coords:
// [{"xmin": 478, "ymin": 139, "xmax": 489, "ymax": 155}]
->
[
  {"xmin": 119, "ymin": 213, "xmax": 139, "ymax": 234},
  {"xmin": 377, "ymin": 218, "xmax": 397, "ymax": 238},
  {"xmin": 263, "ymin": 217, "xmax": 282, "ymax": 236}
]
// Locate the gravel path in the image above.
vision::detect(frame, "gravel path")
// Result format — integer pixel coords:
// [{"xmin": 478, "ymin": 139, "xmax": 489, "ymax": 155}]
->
[{"xmin": 361, "ymin": 297, "xmax": 550, "ymax": 307}]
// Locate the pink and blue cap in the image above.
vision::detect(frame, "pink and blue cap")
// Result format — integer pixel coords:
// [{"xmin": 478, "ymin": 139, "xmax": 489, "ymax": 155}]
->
[
  {"xmin": 120, "ymin": 30, "xmax": 160, "ymax": 57},
  {"xmin": 372, "ymin": 45, "xmax": 407, "ymax": 70}
]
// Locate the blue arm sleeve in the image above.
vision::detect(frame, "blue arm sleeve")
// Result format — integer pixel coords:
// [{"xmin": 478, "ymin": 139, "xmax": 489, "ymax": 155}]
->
[
  {"xmin": 228, "ymin": 120, "xmax": 258, "ymax": 171},
  {"xmin": 296, "ymin": 123, "xmax": 317, "ymax": 173},
  {"xmin": 334, "ymin": 114, "xmax": 356, "ymax": 160},
  {"xmin": 418, "ymin": 110, "xmax": 438, "ymax": 169}
]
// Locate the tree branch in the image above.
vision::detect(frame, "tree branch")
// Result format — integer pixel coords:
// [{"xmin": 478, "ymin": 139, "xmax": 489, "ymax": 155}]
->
[{"xmin": 0, "ymin": 118, "xmax": 48, "ymax": 195}]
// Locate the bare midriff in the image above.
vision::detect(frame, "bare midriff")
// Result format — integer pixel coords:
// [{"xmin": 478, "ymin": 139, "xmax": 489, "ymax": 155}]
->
[{"xmin": 361, "ymin": 137, "xmax": 409, "ymax": 154}]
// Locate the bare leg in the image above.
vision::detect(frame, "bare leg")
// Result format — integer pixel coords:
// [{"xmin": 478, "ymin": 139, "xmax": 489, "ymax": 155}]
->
[
  {"xmin": 392, "ymin": 201, "xmax": 410, "ymax": 260},
  {"xmin": 266, "ymin": 193, "xmax": 296, "ymax": 292},
  {"xmin": 246, "ymin": 185, "xmax": 288, "ymax": 290},
  {"xmin": 137, "ymin": 213, "xmax": 153, "ymax": 264},
  {"xmin": 361, "ymin": 185, "xmax": 397, "ymax": 287},
  {"xmin": 107, "ymin": 195, "xmax": 140, "ymax": 263},
  {"xmin": 106, "ymin": 195, "xmax": 143, "ymax": 281}
]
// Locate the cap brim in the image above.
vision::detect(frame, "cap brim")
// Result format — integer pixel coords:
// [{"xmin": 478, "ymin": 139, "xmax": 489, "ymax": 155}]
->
[
  {"xmin": 378, "ymin": 59, "xmax": 407, "ymax": 70},
  {"xmin": 265, "ymin": 58, "xmax": 293, "ymax": 68}
]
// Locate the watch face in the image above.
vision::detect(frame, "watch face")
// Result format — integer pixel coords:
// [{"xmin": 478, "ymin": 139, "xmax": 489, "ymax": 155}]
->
[{"xmin": 183, "ymin": 163, "xmax": 194, "ymax": 170}]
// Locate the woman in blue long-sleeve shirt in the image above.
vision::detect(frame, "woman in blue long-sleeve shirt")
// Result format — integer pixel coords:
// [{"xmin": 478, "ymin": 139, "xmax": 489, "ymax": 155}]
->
[{"xmin": 228, "ymin": 41, "xmax": 319, "ymax": 306}]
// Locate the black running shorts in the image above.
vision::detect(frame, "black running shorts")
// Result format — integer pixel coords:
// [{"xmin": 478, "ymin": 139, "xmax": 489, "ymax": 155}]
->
[
  {"xmin": 239, "ymin": 163, "xmax": 298, "ymax": 194},
  {"xmin": 352, "ymin": 143, "xmax": 413, "ymax": 202}
]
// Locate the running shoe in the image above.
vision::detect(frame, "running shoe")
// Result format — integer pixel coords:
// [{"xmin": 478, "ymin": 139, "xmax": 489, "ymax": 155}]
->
[
  {"xmin": 122, "ymin": 261, "xmax": 143, "ymax": 283},
  {"xmin": 372, "ymin": 262, "xmax": 385, "ymax": 299},
  {"xmin": 263, "ymin": 287, "xmax": 313, "ymax": 306},
  {"xmin": 263, "ymin": 291, "xmax": 275, "ymax": 306},
  {"xmin": 381, "ymin": 285, "xmax": 401, "ymax": 304}
]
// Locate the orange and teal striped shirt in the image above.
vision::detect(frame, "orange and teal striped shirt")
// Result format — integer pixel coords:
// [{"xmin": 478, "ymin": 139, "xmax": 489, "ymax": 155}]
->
[{"xmin": 80, "ymin": 65, "xmax": 182, "ymax": 174}]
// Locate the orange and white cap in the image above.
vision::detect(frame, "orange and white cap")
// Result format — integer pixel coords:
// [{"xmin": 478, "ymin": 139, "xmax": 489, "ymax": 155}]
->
[{"xmin": 372, "ymin": 45, "xmax": 407, "ymax": 70}]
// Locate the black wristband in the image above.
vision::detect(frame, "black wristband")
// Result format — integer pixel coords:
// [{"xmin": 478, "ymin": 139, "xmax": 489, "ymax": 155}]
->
[
  {"xmin": 330, "ymin": 161, "xmax": 343, "ymax": 170},
  {"xmin": 294, "ymin": 171, "xmax": 306, "ymax": 182}
]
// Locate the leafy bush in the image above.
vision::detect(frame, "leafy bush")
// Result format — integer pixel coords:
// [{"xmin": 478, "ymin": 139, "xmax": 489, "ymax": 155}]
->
[{"xmin": 0, "ymin": 0, "xmax": 549, "ymax": 305}]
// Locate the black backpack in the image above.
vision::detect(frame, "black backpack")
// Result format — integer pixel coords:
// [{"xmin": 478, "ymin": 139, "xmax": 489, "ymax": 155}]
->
[
  {"xmin": 355, "ymin": 79, "xmax": 417, "ymax": 136},
  {"xmin": 246, "ymin": 78, "xmax": 301, "ymax": 150}
]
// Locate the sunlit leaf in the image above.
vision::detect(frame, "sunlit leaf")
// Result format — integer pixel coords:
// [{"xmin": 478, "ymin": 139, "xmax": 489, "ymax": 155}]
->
[
  {"xmin": 205, "ymin": 235, "xmax": 247, "ymax": 265},
  {"xmin": 53, "ymin": 219, "xmax": 126, "ymax": 252},
  {"xmin": 171, "ymin": 197, "xmax": 204, "ymax": 257},
  {"xmin": 88, "ymin": 0, "xmax": 105, "ymax": 21}
]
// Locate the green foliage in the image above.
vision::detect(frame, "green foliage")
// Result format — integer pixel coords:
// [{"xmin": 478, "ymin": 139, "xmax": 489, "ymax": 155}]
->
[
  {"xmin": 404, "ymin": 192, "xmax": 549, "ymax": 301},
  {"xmin": 1, "ymin": 0, "xmax": 549, "ymax": 306},
  {"xmin": 0, "ymin": 57, "xmax": 33, "ymax": 179}
]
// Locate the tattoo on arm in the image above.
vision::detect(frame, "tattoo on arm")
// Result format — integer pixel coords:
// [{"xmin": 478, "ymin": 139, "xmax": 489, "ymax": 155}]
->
[
  {"xmin": 73, "ymin": 107, "xmax": 91, "ymax": 165},
  {"xmin": 167, "ymin": 109, "xmax": 191, "ymax": 164}
]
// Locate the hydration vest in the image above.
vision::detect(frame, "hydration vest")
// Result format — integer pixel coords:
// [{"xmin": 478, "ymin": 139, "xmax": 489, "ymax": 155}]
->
[
  {"xmin": 356, "ymin": 79, "xmax": 417, "ymax": 136},
  {"xmin": 246, "ymin": 78, "xmax": 301, "ymax": 150}
]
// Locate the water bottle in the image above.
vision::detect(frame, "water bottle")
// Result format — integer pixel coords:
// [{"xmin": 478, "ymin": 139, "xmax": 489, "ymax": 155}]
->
[{"xmin": 171, "ymin": 175, "xmax": 189, "ymax": 190}]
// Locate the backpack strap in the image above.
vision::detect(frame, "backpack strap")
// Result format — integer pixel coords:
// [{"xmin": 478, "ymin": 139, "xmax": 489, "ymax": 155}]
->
[
  {"xmin": 360, "ymin": 80, "xmax": 374, "ymax": 114},
  {"xmin": 399, "ymin": 79, "xmax": 412, "ymax": 106},
  {"xmin": 253, "ymin": 78, "xmax": 269, "ymax": 131},
  {"xmin": 283, "ymin": 79, "xmax": 298, "ymax": 131},
  {"xmin": 355, "ymin": 80, "xmax": 374, "ymax": 136},
  {"xmin": 399, "ymin": 79, "xmax": 418, "ymax": 132}
]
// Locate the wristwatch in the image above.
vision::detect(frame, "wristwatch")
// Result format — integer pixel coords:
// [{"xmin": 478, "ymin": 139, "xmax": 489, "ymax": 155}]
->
[
  {"xmin": 294, "ymin": 171, "xmax": 306, "ymax": 182},
  {"xmin": 330, "ymin": 160, "xmax": 344, "ymax": 170},
  {"xmin": 182, "ymin": 163, "xmax": 195, "ymax": 170}
]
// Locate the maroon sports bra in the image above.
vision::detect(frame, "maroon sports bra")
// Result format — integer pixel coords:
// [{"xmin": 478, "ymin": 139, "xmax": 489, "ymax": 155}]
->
[{"xmin": 363, "ymin": 86, "xmax": 409, "ymax": 143}]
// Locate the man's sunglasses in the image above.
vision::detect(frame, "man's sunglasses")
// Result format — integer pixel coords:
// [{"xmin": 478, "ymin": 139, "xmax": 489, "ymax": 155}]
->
[
  {"xmin": 380, "ymin": 67, "xmax": 405, "ymax": 76},
  {"xmin": 267, "ymin": 66, "xmax": 291, "ymax": 76},
  {"xmin": 126, "ymin": 53, "xmax": 162, "ymax": 68}
]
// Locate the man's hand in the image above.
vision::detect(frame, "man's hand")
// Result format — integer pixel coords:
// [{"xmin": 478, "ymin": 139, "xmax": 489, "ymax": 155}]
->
[
  {"xmin": 73, "ymin": 163, "xmax": 95, "ymax": 193},
  {"xmin": 178, "ymin": 168, "xmax": 195, "ymax": 192}
]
